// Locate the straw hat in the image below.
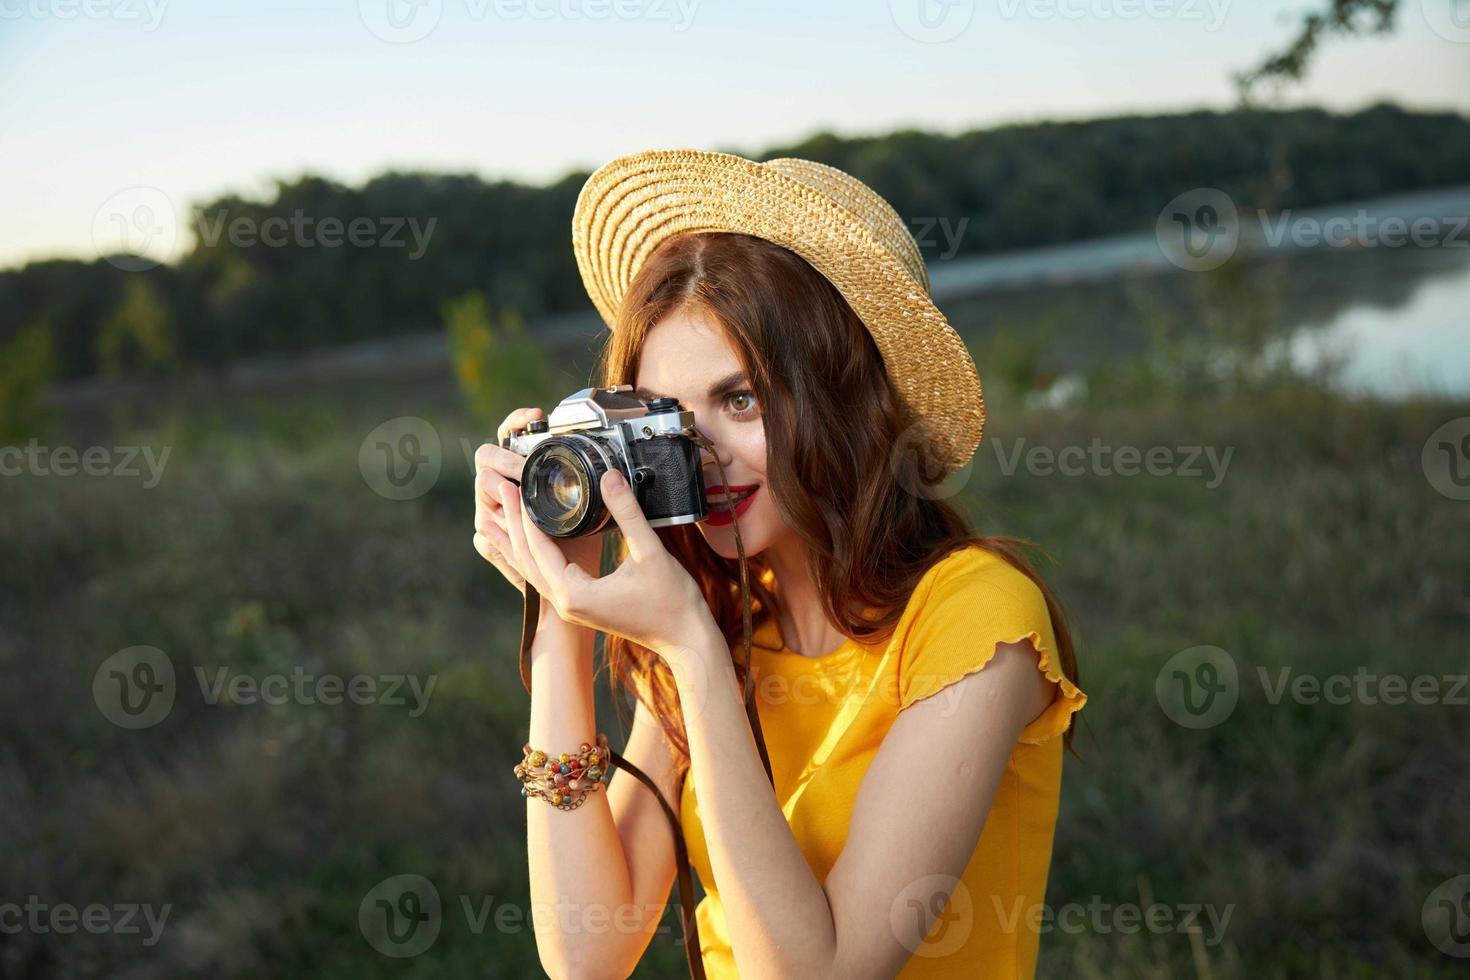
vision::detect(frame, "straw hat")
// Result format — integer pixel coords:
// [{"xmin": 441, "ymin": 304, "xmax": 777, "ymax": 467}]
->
[{"xmin": 571, "ymin": 148, "xmax": 986, "ymax": 476}]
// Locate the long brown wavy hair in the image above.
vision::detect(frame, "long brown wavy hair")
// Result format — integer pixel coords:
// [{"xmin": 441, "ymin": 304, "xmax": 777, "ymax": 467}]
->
[{"xmin": 592, "ymin": 231, "xmax": 1080, "ymax": 784}]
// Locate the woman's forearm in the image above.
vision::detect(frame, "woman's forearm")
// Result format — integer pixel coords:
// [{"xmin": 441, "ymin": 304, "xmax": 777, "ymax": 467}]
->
[
  {"xmin": 666, "ymin": 622, "xmax": 839, "ymax": 978},
  {"xmin": 525, "ymin": 610, "xmax": 637, "ymax": 979}
]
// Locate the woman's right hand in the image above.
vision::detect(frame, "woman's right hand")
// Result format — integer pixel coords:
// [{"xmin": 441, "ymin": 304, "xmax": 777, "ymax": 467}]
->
[{"xmin": 472, "ymin": 407, "xmax": 608, "ymax": 596}]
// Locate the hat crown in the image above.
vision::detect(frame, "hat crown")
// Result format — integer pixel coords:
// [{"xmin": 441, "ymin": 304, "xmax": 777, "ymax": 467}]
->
[
  {"xmin": 570, "ymin": 147, "xmax": 985, "ymax": 476},
  {"xmin": 761, "ymin": 158, "xmax": 932, "ymax": 295}
]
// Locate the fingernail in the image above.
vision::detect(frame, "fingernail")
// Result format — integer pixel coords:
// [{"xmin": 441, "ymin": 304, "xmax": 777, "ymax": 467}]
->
[{"xmin": 606, "ymin": 470, "xmax": 624, "ymax": 492}]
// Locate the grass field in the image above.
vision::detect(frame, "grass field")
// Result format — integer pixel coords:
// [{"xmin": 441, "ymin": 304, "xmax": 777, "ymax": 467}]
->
[{"xmin": 2, "ymin": 305, "xmax": 1468, "ymax": 977}]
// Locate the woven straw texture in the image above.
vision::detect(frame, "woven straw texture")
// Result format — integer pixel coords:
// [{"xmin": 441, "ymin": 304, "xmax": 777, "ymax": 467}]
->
[{"xmin": 571, "ymin": 148, "xmax": 986, "ymax": 475}]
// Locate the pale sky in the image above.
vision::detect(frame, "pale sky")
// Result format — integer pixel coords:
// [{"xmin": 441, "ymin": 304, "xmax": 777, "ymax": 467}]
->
[{"xmin": 2, "ymin": 0, "xmax": 1468, "ymax": 269}]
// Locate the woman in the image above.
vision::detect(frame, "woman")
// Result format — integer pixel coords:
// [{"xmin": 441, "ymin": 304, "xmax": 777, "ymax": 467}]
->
[{"xmin": 472, "ymin": 150, "xmax": 1086, "ymax": 979}]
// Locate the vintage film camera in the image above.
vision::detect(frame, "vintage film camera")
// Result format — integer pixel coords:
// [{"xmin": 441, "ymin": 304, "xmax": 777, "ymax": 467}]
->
[{"xmin": 500, "ymin": 385, "xmax": 708, "ymax": 538}]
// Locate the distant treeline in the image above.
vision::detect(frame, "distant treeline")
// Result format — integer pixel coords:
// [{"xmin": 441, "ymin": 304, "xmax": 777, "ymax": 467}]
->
[{"xmin": 6, "ymin": 103, "xmax": 1469, "ymax": 382}]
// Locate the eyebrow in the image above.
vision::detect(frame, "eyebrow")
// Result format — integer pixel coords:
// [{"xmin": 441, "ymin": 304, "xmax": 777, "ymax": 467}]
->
[{"xmin": 634, "ymin": 370, "xmax": 749, "ymax": 404}]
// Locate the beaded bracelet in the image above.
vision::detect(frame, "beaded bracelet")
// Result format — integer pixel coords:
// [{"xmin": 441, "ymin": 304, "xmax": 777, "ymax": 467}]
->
[{"xmin": 515, "ymin": 733, "xmax": 613, "ymax": 810}]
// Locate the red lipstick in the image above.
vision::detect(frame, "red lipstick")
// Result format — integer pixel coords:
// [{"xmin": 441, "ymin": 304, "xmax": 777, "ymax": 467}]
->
[{"xmin": 703, "ymin": 484, "xmax": 759, "ymax": 527}]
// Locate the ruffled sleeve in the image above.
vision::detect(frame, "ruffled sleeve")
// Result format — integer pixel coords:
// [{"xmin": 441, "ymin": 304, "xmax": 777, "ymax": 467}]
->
[{"xmin": 897, "ymin": 550, "xmax": 1086, "ymax": 744}]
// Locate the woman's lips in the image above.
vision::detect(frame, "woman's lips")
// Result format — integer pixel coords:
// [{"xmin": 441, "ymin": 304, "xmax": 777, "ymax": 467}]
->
[
  {"xmin": 703, "ymin": 485, "xmax": 758, "ymax": 526},
  {"xmin": 705, "ymin": 483, "xmax": 757, "ymax": 500}
]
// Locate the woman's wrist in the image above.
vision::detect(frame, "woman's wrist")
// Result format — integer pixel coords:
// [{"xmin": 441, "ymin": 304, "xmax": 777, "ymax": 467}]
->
[
  {"xmin": 653, "ymin": 608, "xmax": 726, "ymax": 668},
  {"xmin": 534, "ymin": 595, "xmax": 583, "ymax": 634},
  {"xmin": 529, "ymin": 599, "xmax": 596, "ymax": 666}
]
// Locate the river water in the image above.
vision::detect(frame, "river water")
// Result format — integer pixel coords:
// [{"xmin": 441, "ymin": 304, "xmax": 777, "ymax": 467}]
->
[{"xmin": 931, "ymin": 184, "xmax": 1470, "ymax": 399}]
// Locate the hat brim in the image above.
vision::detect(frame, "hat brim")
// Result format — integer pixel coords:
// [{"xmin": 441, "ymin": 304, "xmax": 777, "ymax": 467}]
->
[{"xmin": 571, "ymin": 148, "xmax": 985, "ymax": 476}]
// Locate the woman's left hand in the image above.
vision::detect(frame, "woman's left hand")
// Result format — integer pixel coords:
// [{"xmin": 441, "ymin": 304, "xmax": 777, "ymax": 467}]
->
[{"xmin": 496, "ymin": 468, "xmax": 717, "ymax": 660}]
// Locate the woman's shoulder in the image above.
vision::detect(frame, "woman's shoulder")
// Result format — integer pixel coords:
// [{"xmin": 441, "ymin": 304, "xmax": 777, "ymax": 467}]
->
[
  {"xmin": 905, "ymin": 543, "xmax": 1045, "ymax": 625},
  {"xmin": 896, "ymin": 543, "xmax": 1083, "ymax": 740}
]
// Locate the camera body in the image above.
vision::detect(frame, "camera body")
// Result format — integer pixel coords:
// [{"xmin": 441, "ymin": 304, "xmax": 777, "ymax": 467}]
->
[{"xmin": 500, "ymin": 385, "xmax": 708, "ymax": 538}]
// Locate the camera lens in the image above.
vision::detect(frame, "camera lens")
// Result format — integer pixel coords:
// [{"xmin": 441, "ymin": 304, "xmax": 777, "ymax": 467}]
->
[
  {"xmin": 542, "ymin": 459, "xmax": 583, "ymax": 513},
  {"xmin": 521, "ymin": 435, "xmax": 611, "ymax": 537}
]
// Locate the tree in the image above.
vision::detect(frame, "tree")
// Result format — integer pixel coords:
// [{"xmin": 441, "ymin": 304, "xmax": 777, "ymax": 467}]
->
[
  {"xmin": 96, "ymin": 277, "xmax": 176, "ymax": 377},
  {"xmin": 0, "ymin": 321, "xmax": 56, "ymax": 440},
  {"xmin": 1235, "ymin": 0, "xmax": 1400, "ymax": 102},
  {"xmin": 443, "ymin": 290, "xmax": 558, "ymax": 429}
]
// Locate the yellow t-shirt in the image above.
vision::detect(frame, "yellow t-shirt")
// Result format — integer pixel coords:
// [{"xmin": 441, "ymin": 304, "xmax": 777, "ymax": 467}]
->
[{"xmin": 677, "ymin": 544, "xmax": 1086, "ymax": 978}]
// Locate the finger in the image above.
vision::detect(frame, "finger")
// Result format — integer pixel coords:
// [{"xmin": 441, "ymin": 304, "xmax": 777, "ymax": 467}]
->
[
  {"xmin": 516, "ymin": 484, "xmax": 566, "ymax": 598},
  {"xmin": 476, "ymin": 465, "xmax": 512, "ymax": 510},
  {"xmin": 484, "ymin": 499, "xmax": 527, "ymax": 586},
  {"xmin": 475, "ymin": 499, "xmax": 507, "ymax": 536},
  {"xmin": 474, "ymin": 471, "xmax": 508, "ymax": 537},
  {"xmin": 599, "ymin": 469, "xmax": 661, "ymax": 562},
  {"xmin": 495, "ymin": 407, "xmax": 546, "ymax": 446},
  {"xmin": 472, "ymin": 528, "xmax": 524, "ymax": 589},
  {"xmin": 501, "ymin": 481, "xmax": 550, "ymax": 595},
  {"xmin": 475, "ymin": 443, "xmax": 526, "ymax": 482},
  {"xmin": 520, "ymin": 491, "xmax": 577, "ymax": 590}
]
